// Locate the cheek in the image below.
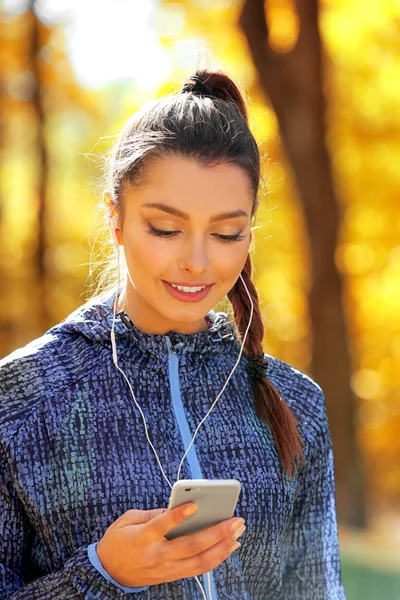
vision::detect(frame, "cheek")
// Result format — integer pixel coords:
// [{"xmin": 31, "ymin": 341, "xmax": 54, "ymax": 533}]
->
[
  {"xmin": 125, "ymin": 232, "xmax": 173, "ymax": 275},
  {"xmin": 213, "ymin": 243, "xmax": 249, "ymax": 280}
]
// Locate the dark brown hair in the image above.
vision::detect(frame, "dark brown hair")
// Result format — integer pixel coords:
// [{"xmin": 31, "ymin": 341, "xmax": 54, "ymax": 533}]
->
[{"xmin": 88, "ymin": 69, "xmax": 304, "ymax": 477}]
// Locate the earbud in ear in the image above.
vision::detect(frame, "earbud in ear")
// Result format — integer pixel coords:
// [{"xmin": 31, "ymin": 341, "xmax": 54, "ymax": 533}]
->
[{"xmin": 110, "ymin": 215, "xmax": 120, "ymax": 247}]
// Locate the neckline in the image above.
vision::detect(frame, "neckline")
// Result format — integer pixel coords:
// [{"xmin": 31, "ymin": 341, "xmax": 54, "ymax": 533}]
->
[{"xmin": 99, "ymin": 287, "xmax": 240, "ymax": 359}]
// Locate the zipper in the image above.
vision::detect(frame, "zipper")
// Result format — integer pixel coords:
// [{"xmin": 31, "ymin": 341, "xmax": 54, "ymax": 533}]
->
[{"xmin": 165, "ymin": 336, "xmax": 219, "ymax": 600}]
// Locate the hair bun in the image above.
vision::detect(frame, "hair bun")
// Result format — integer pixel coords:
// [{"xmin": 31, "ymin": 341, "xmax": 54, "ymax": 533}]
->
[
  {"xmin": 180, "ymin": 74, "xmax": 214, "ymax": 98},
  {"xmin": 180, "ymin": 69, "xmax": 249, "ymax": 124}
]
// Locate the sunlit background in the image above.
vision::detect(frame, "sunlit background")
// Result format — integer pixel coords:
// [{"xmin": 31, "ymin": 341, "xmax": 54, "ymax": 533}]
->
[{"xmin": 1, "ymin": 0, "xmax": 399, "ymax": 597}]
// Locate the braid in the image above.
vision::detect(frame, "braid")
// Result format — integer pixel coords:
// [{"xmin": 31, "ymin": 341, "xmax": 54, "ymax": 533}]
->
[{"xmin": 228, "ymin": 255, "xmax": 304, "ymax": 477}]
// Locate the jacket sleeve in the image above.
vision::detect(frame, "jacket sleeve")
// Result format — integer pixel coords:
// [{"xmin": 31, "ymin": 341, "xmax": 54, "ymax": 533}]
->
[
  {"xmin": 282, "ymin": 389, "xmax": 347, "ymax": 600},
  {"xmin": 0, "ymin": 442, "xmax": 148, "ymax": 599}
]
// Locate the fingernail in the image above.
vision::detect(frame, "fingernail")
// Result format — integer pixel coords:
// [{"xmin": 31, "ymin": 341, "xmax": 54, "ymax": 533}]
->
[
  {"xmin": 233, "ymin": 524, "xmax": 246, "ymax": 540},
  {"xmin": 160, "ymin": 508, "xmax": 168, "ymax": 514},
  {"xmin": 184, "ymin": 504, "xmax": 198, "ymax": 517},
  {"xmin": 231, "ymin": 518, "xmax": 245, "ymax": 533},
  {"xmin": 229, "ymin": 542, "xmax": 241, "ymax": 552}
]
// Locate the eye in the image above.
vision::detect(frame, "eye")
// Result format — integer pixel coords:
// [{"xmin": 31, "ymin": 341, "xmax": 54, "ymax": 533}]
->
[
  {"xmin": 147, "ymin": 223, "xmax": 246, "ymax": 242},
  {"xmin": 147, "ymin": 224, "xmax": 179, "ymax": 237},
  {"xmin": 214, "ymin": 233, "xmax": 247, "ymax": 243}
]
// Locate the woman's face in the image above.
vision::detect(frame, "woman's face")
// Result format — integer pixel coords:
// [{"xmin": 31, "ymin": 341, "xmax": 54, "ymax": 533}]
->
[{"xmin": 111, "ymin": 154, "xmax": 254, "ymax": 335}]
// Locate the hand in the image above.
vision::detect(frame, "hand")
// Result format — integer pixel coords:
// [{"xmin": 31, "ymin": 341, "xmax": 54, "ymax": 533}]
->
[{"xmin": 96, "ymin": 503, "xmax": 246, "ymax": 587}]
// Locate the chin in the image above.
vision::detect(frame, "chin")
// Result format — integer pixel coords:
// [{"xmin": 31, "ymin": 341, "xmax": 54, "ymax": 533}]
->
[
  {"xmin": 162, "ymin": 302, "xmax": 211, "ymax": 324},
  {"xmin": 165, "ymin": 305, "xmax": 204, "ymax": 321}
]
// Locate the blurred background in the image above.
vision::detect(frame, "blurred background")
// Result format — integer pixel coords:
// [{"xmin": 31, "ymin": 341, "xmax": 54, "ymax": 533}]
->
[{"xmin": 0, "ymin": 0, "xmax": 399, "ymax": 597}]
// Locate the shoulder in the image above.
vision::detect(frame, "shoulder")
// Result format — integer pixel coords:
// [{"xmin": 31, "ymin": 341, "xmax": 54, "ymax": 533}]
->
[
  {"xmin": 265, "ymin": 353, "xmax": 329, "ymax": 451},
  {"xmin": 0, "ymin": 328, "xmax": 97, "ymax": 437}
]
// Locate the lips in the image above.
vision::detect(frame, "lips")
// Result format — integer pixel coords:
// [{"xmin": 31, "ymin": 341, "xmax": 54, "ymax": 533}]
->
[{"xmin": 162, "ymin": 280, "xmax": 213, "ymax": 303}]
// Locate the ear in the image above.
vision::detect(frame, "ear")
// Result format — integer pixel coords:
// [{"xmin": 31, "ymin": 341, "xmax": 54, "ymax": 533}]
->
[
  {"xmin": 103, "ymin": 190, "xmax": 117, "ymax": 219},
  {"xmin": 103, "ymin": 190, "xmax": 122, "ymax": 246}
]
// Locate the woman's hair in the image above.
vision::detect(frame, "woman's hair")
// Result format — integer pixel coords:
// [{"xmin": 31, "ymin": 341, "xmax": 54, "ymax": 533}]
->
[{"xmin": 86, "ymin": 68, "xmax": 304, "ymax": 478}]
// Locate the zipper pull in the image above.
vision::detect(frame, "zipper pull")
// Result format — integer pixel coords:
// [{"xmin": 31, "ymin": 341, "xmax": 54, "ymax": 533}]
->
[
  {"xmin": 167, "ymin": 336, "xmax": 183, "ymax": 354},
  {"xmin": 166, "ymin": 336, "xmax": 177, "ymax": 353},
  {"xmin": 172, "ymin": 342, "xmax": 184, "ymax": 354},
  {"xmin": 166, "ymin": 336, "xmax": 184, "ymax": 354}
]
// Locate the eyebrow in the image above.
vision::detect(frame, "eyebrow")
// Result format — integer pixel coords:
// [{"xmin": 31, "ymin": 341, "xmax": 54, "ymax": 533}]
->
[{"xmin": 142, "ymin": 203, "xmax": 248, "ymax": 223}]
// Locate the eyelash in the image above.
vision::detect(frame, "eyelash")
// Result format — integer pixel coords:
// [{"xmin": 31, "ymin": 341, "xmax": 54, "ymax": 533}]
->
[{"xmin": 147, "ymin": 224, "xmax": 246, "ymax": 243}]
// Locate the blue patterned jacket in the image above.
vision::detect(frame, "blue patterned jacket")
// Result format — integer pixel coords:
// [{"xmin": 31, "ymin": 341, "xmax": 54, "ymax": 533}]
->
[{"xmin": 0, "ymin": 288, "xmax": 346, "ymax": 599}]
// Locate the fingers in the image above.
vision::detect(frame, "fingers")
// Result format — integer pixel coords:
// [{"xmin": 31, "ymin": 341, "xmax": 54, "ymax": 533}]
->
[
  {"xmin": 145, "ymin": 503, "xmax": 199, "ymax": 541},
  {"xmin": 163, "ymin": 516, "xmax": 245, "ymax": 561},
  {"xmin": 162, "ymin": 529, "xmax": 244, "ymax": 583},
  {"xmin": 113, "ymin": 507, "xmax": 167, "ymax": 530}
]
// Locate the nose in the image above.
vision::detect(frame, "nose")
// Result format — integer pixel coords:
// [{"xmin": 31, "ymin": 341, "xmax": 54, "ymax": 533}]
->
[{"xmin": 178, "ymin": 235, "xmax": 209, "ymax": 275}]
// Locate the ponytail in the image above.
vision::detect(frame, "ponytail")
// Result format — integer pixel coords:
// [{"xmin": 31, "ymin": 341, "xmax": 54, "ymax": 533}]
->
[{"xmin": 228, "ymin": 256, "xmax": 304, "ymax": 478}]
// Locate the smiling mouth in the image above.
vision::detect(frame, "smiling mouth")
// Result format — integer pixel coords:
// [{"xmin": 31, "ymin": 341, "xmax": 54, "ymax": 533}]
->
[
  {"xmin": 167, "ymin": 282, "xmax": 211, "ymax": 293},
  {"xmin": 162, "ymin": 280, "xmax": 213, "ymax": 301}
]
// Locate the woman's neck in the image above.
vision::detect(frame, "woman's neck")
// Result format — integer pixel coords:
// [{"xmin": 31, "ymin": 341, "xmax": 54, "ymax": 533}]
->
[{"xmin": 114, "ymin": 285, "xmax": 210, "ymax": 335}]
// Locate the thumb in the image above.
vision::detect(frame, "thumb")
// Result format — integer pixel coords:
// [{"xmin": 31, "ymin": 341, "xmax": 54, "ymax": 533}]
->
[
  {"xmin": 143, "ymin": 507, "xmax": 169, "ymax": 522},
  {"xmin": 115, "ymin": 507, "xmax": 168, "ymax": 529}
]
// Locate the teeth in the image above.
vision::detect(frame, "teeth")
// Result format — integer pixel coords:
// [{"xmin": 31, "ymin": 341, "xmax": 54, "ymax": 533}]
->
[{"xmin": 170, "ymin": 283, "xmax": 207, "ymax": 293}]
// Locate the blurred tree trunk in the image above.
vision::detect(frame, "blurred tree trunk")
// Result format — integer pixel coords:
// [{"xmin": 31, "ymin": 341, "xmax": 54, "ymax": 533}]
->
[
  {"xmin": 240, "ymin": 0, "xmax": 366, "ymax": 527},
  {"xmin": 28, "ymin": 0, "xmax": 49, "ymax": 333},
  {"xmin": 0, "ymin": 16, "xmax": 11, "ymax": 352}
]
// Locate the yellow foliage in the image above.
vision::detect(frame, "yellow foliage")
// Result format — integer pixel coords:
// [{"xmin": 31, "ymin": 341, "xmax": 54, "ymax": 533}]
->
[{"xmin": 0, "ymin": 0, "xmax": 399, "ymax": 513}]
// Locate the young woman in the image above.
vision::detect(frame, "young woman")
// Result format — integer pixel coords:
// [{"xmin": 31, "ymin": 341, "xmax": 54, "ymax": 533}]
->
[{"xmin": 0, "ymin": 70, "xmax": 347, "ymax": 599}]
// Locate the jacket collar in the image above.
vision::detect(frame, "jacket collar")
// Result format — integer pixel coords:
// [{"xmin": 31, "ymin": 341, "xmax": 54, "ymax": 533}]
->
[{"xmin": 56, "ymin": 287, "xmax": 241, "ymax": 360}]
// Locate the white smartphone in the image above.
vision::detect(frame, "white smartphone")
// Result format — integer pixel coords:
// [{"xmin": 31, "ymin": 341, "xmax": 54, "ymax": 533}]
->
[{"xmin": 165, "ymin": 479, "xmax": 242, "ymax": 540}]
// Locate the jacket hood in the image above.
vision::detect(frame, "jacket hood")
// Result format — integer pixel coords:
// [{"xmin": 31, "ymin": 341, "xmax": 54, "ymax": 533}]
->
[{"xmin": 45, "ymin": 287, "xmax": 242, "ymax": 360}]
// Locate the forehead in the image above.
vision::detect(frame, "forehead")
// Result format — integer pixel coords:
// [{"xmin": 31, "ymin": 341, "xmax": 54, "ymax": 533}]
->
[{"xmin": 123, "ymin": 154, "xmax": 254, "ymax": 213}]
